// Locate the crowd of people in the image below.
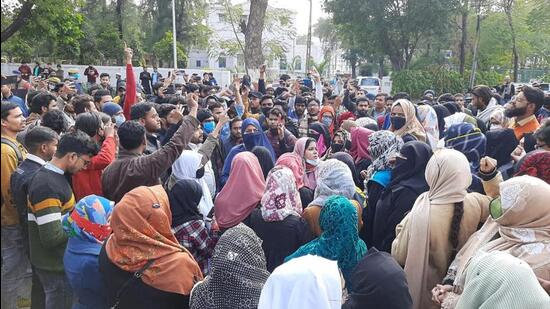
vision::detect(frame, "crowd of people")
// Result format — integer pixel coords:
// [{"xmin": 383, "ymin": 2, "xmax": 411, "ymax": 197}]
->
[{"xmin": 1, "ymin": 43, "xmax": 550, "ymax": 309}]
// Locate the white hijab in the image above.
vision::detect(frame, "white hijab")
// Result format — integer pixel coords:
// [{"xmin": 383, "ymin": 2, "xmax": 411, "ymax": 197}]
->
[
  {"xmin": 258, "ymin": 255, "xmax": 342, "ymax": 309},
  {"xmin": 171, "ymin": 150, "xmax": 214, "ymax": 219}
]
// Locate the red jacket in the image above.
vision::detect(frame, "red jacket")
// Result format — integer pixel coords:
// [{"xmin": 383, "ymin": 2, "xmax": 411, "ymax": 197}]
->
[
  {"xmin": 72, "ymin": 136, "xmax": 117, "ymax": 201},
  {"xmin": 123, "ymin": 64, "xmax": 137, "ymax": 120}
]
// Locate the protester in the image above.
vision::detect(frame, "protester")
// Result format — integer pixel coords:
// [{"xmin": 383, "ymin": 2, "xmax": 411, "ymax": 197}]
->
[
  {"xmin": 506, "ymin": 85, "xmax": 544, "ymax": 140},
  {"xmin": 513, "ymin": 150, "xmax": 550, "ymax": 183},
  {"xmin": 389, "ymin": 99, "xmax": 427, "ymax": 142},
  {"xmin": 26, "ymin": 92, "xmax": 58, "ymax": 127},
  {"xmin": 222, "ymin": 117, "xmax": 242, "ymax": 157},
  {"xmin": 264, "ymin": 108, "xmax": 297, "ymax": 157},
  {"xmin": 258, "ymin": 255, "xmax": 342, "ymax": 309},
  {"xmin": 472, "ymin": 85, "xmax": 503, "ymax": 127},
  {"xmin": 251, "ymin": 146, "xmax": 275, "ymax": 179},
  {"xmin": 1, "ymin": 79, "xmax": 29, "ymax": 116},
  {"xmin": 190, "ymin": 223, "xmax": 270, "ymax": 309},
  {"xmin": 349, "ymin": 126, "xmax": 374, "ymax": 178},
  {"xmin": 100, "ymin": 185, "xmax": 202, "ymax": 309},
  {"xmin": 416, "ymin": 105, "xmax": 440, "ymax": 149},
  {"xmin": 62, "ymin": 195, "xmax": 113, "ymax": 309},
  {"xmin": 308, "ymin": 122, "xmax": 331, "ymax": 156}
]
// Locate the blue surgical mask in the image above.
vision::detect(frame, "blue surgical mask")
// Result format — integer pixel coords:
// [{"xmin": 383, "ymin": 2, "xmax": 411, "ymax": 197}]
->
[
  {"xmin": 114, "ymin": 114, "xmax": 125, "ymax": 127},
  {"xmin": 203, "ymin": 121, "xmax": 215, "ymax": 134},
  {"xmin": 390, "ymin": 116, "xmax": 406, "ymax": 130},
  {"xmin": 321, "ymin": 116, "xmax": 332, "ymax": 126}
]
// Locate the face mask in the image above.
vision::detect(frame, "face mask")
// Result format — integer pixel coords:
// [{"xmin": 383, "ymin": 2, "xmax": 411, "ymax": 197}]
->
[
  {"xmin": 489, "ymin": 124, "xmax": 502, "ymax": 131},
  {"xmin": 261, "ymin": 107, "xmax": 271, "ymax": 116},
  {"xmin": 195, "ymin": 165, "xmax": 205, "ymax": 179},
  {"xmin": 306, "ymin": 158, "xmax": 320, "ymax": 166},
  {"xmin": 321, "ymin": 116, "xmax": 333, "ymax": 127},
  {"xmin": 114, "ymin": 114, "xmax": 125, "ymax": 127},
  {"xmin": 331, "ymin": 143, "xmax": 344, "ymax": 153},
  {"xmin": 203, "ymin": 121, "xmax": 215, "ymax": 134},
  {"xmin": 243, "ymin": 131, "xmax": 262, "ymax": 150},
  {"xmin": 390, "ymin": 116, "xmax": 406, "ymax": 130}
]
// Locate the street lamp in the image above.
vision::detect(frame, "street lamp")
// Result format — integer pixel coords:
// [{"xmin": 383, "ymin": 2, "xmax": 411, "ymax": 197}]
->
[{"xmin": 306, "ymin": 0, "xmax": 312, "ymax": 73}]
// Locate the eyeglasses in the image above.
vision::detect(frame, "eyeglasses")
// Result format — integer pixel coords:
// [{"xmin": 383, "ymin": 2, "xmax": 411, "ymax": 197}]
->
[{"xmin": 77, "ymin": 155, "xmax": 91, "ymax": 167}]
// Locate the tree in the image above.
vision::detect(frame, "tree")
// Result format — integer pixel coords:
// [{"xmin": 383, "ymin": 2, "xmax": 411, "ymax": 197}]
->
[
  {"xmin": 502, "ymin": 0, "xmax": 518, "ymax": 81},
  {"xmin": 153, "ymin": 31, "xmax": 187, "ymax": 67},
  {"xmin": 1, "ymin": 0, "xmax": 34, "ymax": 43},
  {"xmin": 244, "ymin": 0, "xmax": 268, "ymax": 69}
]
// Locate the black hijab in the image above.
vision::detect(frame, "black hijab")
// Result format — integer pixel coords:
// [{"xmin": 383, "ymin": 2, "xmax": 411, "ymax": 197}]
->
[
  {"xmin": 251, "ymin": 146, "xmax": 274, "ymax": 179},
  {"xmin": 390, "ymin": 141, "xmax": 432, "ymax": 194},
  {"xmin": 432, "ymin": 105, "xmax": 451, "ymax": 137},
  {"xmin": 485, "ymin": 128, "xmax": 518, "ymax": 168},
  {"xmin": 442, "ymin": 102, "xmax": 460, "ymax": 115},
  {"xmin": 343, "ymin": 247, "xmax": 412, "ymax": 309},
  {"xmin": 168, "ymin": 179, "xmax": 203, "ymax": 227},
  {"xmin": 331, "ymin": 152, "xmax": 364, "ymax": 190},
  {"xmin": 308, "ymin": 122, "xmax": 331, "ymax": 150}
]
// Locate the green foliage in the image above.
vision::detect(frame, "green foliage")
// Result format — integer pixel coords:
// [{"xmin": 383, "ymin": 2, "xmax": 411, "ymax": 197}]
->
[
  {"xmin": 392, "ymin": 67, "xmax": 466, "ymax": 98},
  {"xmin": 153, "ymin": 31, "xmax": 188, "ymax": 68}
]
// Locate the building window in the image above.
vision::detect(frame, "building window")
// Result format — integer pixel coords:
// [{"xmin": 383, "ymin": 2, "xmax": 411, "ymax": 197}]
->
[
  {"xmin": 218, "ymin": 57, "xmax": 226, "ymax": 68},
  {"xmin": 279, "ymin": 58, "xmax": 287, "ymax": 70},
  {"xmin": 295, "ymin": 56, "xmax": 302, "ymax": 71},
  {"xmin": 196, "ymin": 60, "xmax": 201, "ymax": 68}
]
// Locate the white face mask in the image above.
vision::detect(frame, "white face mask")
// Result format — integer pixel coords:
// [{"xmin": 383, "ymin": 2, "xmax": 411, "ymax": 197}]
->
[
  {"xmin": 114, "ymin": 114, "xmax": 126, "ymax": 127},
  {"xmin": 490, "ymin": 124, "xmax": 503, "ymax": 131},
  {"xmin": 306, "ymin": 158, "xmax": 320, "ymax": 166}
]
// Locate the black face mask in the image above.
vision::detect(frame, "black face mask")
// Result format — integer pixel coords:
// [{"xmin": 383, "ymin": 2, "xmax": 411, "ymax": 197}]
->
[
  {"xmin": 331, "ymin": 143, "xmax": 345, "ymax": 153},
  {"xmin": 390, "ymin": 116, "xmax": 406, "ymax": 130},
  {"xmin": 195, "ymin": 165, "xmax": 205, "ymax": 179}
]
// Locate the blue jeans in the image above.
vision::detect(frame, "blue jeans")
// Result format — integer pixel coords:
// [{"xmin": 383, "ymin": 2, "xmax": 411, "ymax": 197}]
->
[
  {"xmin": 1, "ymin": 225, "xmax": 32, "ymax": 308},
  {"xmin": 34, "ymin": 269, "xmax": 72, "ymax": 309}
]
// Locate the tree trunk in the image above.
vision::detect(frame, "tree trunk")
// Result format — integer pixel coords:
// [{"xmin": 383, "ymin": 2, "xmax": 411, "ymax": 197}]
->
[
  {"xmin": 378, "ymin": 57, "xmax": 384, "ymax": 78},
  {"xmin": 245, "ymin": 0, "xmax": 268, "ymax": 70},
  {"xmin": 459, "ymin": 0, "xmax": 469, "ymax": 75},
  {"xmin": 116, "ymin": 0, "xmax": 124, "ymax": 40},
  {"xmin": 504, "ymin": 4, "xmax": 518, "ymax": 81},
  {"xmin": 1, "ymin": 0, "xmax": 35, "ymax": 43},
  {"xmin": 350, "ymin": 59, "xmax": 357, "ymax": 78}
]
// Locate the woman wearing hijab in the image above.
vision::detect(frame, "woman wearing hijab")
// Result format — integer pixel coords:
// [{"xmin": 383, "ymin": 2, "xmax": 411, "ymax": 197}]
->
[
  {"xmin": 190, "ymin": 224, "xmax": 270, "ymax": 309},
  {"xmin": 391, "ymin": 149, "xmax": 494, "ymax": 309},
  {"xmin": 258, "ymin": 255, "xmax": 342, "ymax": 309},
  {"xmin": 214, "ymin": 152, "xmax": 265, "ymax": 231},
  {"xmin": 63, "ymin": 195, "xmax": 114, "ymax": 309},
  {"xmin": 276, "ymin": 152, "xmax": 314, "ymax": 207},
  {"xmin": 362, "ymin": 131, "xmax": 403, "ymax": 245},
  {"xmin": 292, "ymin": 137, "xmax": 319, "ymax": 190},
  {"xmin": 389, "ymin": 99, "xmax": 427, "ymax": 143},
  {"xmin": 251, "ymin": 146, "xmax": 275, "ymax": 180},
  {"xmin": 432, "ymin": 105, "xmax": 451, "ymax": 137},
  {"xmin": 343, "ymin": 248, "xmax": 412, "ymax": 309},
  {"xmin": 170, "ymin": 150, "xmax": 214, "ymax": 220},
  {"xmin": 349, "ymin": 126, "xmax": 374, "ymax": 180},
  {"xmin": 221, "ymin": 118, "xmax": 275, "ymax": 185},
  {"xmin": 99, "ymin": 185, "xmax": 203, "ymax": 309},
  {"xmin": 433, "ymin": 175, "xmax": 550, "ymax": 308},
  {"xmin": 302, "ymin": 159, "xmax": 359, "ymax": 236},
  {"xmin": 417, "ymin": 105, "xmax": 440, "ymax": 150},
  {"xmin": 308, "ymin": 122, "xmax": 332, "ymax": 157},
  {"xmin": 485, "ymin": 128, "xmax": 518, "ymax": 179},
  {"xmin": 318, "ymin": 105, "xmax": 336, "ymax": 136},
  {"xmin": 444, "ymin": 123, "xmax": 487, "ymax": 193},
  {"xmin": 248, "ymin": 167, "xmax": 314, "ymax": 272},
  {"xmin": 286, "ymin": 195, "xmax": 367, "ymax": 289},
  {"xmin": 453, "ymin": 252, "xmax": 550, "ymax": 309},
  {"xmin": 331, "ymin": 152, "xmax": 365, "ymax": 193},
  {"xmin": 169, "ymin": 179, "xmax": 218, "ymax": 275},
  {"xmin": 326, "ymin": 129, "xmax": 351, "ymax": 156},
  {"xmin": 371, "ymin": 141, "xmax": 432, "ymax": 253},
  {"xmin": 488, "ymin": 109, "xmax": 511, "ymax": 131}
]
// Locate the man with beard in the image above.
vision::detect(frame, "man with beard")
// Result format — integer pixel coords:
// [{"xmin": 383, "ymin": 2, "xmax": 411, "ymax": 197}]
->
[
  {"xmin": 222, "ymin": 117, "xmax": 242, "ymax": 159},
  {"xmin": 506, "ymin": 85, "xmax": 545, "ymax": 140},
  {"xmin": 130, "ymin": 102, "xmax": 162, "ymax": 154}
]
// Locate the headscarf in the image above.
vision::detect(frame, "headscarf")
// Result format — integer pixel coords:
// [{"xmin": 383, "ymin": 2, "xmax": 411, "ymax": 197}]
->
[
  {"xmin": 292, "ymin": 137, "xmax": 317, "ymax": 189},
  {"xmin": 432, "ymin": 105, "xmax": 451, "ymax": 137},
  {"xmin": 450, "ymin": 175, "xmax": 550, "ymax": 291},
  {"xmin": 365, "ymin": 131, "xmax": 404, "ymax": 180},
  {"xmin": 476, "ymin": 97, "xmax": 504, "ymax": 126},
  {"xmin": 190, "ymin": 224, "xmax": 270, "ymax": 309},
  {"xmin": 171, "ymin": 150, "xmax": 214, "ymax": 219},
  {"xmin": 416, "ymin": 105, "xmax": 439, "ymax": 150},
  {"xmin": 343, "ymin": 248, "xmax": 412, "ymax": 309},
  {"xmin": 62, "ymin": 195, "xmax": 113, "ymax": 243},
  {"xmin": 455, "ymin": 251, "xmax": 550, "ymax": 309},
  {"xmin": 330, "ymin": 152, "xmax": 363, "ymax": 189},
  {"xmin": 168, "ymin": 179, "xmax": 203, "ymax": 227},
  {"xmin": 308, "ymin": 122, "xmax": 331, "ymax": 156},
  {"xmin": 260, "ymin": 167, "xmax": 302, "ymax": 222},
  {"xmin": 489, "ymin": 109, "xmax": 511, "ymax": 129},
  {"xmin": 514, "ymin": 150, "xmax": 550, "ymax": 184},
  {"xmin": 106, "ymin": 185, "xmax": 203, "ymax": 295},
  {"xmin": 318, "ymin": 105, "xmax": 336, "ymax": 136},
  {"xmin": 241, "ymin": 117, "xmax": 275, "ymax": 159},
  {"xmin": 444, "ymin": 123, "xmax": 486, "ymax": 172},
  {"xmin": 286, "ymin": 195, "xmax": 367, "ymax": 287},
  {"xmin": 258, "ymin": 255, "xmax": 342, "ymax": 309},
  {"xmin": 355, "ymin": 116, "xmax": 378, "ymax": 129},
  {"xmin": 311, "ymin": 159, "xmax": 356, "ymax": 207},
  {"xmin": 251, "ymin": 146, "xmax": 275, "ymax": 179},
  {"xmin": 485, "ymin": 128, "xmax": 518, "ymax": 168},
  {"xmin": 390, "ymin": 99, "xmax": 426, "ymax": 142},
  {"xmin": 215, "ymin": 152, "xmax": 266, "ymax": 229},
  {"xmin": 331, "ymin": 129, "xmax": 351, "ymax": 152},
  {"xmin": 390, "ymin": 141, "xmax": 432, "ymax": 194},
  {"xmin": 349, "ymin": 126, "xmax": 374, "ymax": 163},
  {"xmin": 400, "ymin": 149, "xmax": 472, "ymax": 309},
  {"xmin": 275, "ymin": 152, "xmax": 305, "ymax": 188}
]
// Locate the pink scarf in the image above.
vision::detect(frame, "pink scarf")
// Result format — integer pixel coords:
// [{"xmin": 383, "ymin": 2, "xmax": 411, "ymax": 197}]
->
[{"xmin": 349, "ymin": 127, "xmax": 374, "ymax": 163}]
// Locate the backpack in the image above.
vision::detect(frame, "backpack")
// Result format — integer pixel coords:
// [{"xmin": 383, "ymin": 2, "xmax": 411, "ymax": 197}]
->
[{"xmin": 1, "ymin": 137, "xmax": 24, "ymax": 164}]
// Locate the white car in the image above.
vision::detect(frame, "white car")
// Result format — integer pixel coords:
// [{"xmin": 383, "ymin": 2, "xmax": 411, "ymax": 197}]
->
[{"xmin": 356, "ymin": 76, "xmax": 381, "ymax": 94}]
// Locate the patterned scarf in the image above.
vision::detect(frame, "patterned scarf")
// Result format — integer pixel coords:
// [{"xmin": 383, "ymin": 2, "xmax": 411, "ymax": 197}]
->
[
  {"xmin": 365, "ymin": 131, "xmax": 404, "ymax": 180},
  {"xmin": 444, "ymin": 123, "xmax": 486, "ymax": 172},
  {"xmin": 260, "ymin": 167, "xmax": 302, "ymax": 222},
  {"xmin": 62, "ymin": 195, "xmax": 113, "ymax": 243}
]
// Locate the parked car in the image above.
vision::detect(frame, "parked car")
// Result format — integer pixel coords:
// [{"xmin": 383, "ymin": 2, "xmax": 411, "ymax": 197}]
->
[{"xmin": 356, "ymin": 76, "xmax": 381, "ymax": 94}]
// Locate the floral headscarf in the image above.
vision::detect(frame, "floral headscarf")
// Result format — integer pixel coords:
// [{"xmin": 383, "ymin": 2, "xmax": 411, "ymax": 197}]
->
[
  {"xmin": 260, "ymin": 167, "xmax": 302, "ymax": 222},
  {"xmin": 365, "ymin": 131, "xmax": 404, "ymax": 179},
  {"xmin": 62, "ymin": 195, "xmax": 113, "ymax": 243},
  {"xmin": 311, "ymin": 159, "xmax": 356, "ymax": 207},
  {"xmin": 286, "ymin": 195, "xmax": 367, "ymax": 288}
]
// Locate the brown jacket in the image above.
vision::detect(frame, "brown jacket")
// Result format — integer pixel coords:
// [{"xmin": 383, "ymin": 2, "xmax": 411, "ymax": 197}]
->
[{"xmin": 102, "ymin": 116, "xmax": 199, "ymax": 203}]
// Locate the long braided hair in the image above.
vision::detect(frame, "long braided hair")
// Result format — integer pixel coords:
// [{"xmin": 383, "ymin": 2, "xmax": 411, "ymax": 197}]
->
[{"xmin": 448, "ymin": 201, "xmax": 464, "ymax": 264}]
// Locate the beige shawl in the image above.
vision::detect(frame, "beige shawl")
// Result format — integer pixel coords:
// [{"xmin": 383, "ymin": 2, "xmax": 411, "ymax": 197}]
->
[
  {"xmin": 394, "ymin": 149, "xmax": 472, "ymax": 309},
  {"xmin": 391, "ymin": 99, "xmax": 427, "ymax": 142},
  {"xmin": 451, "ymin": 175, "xmax": 550, "ymax": 292}
]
